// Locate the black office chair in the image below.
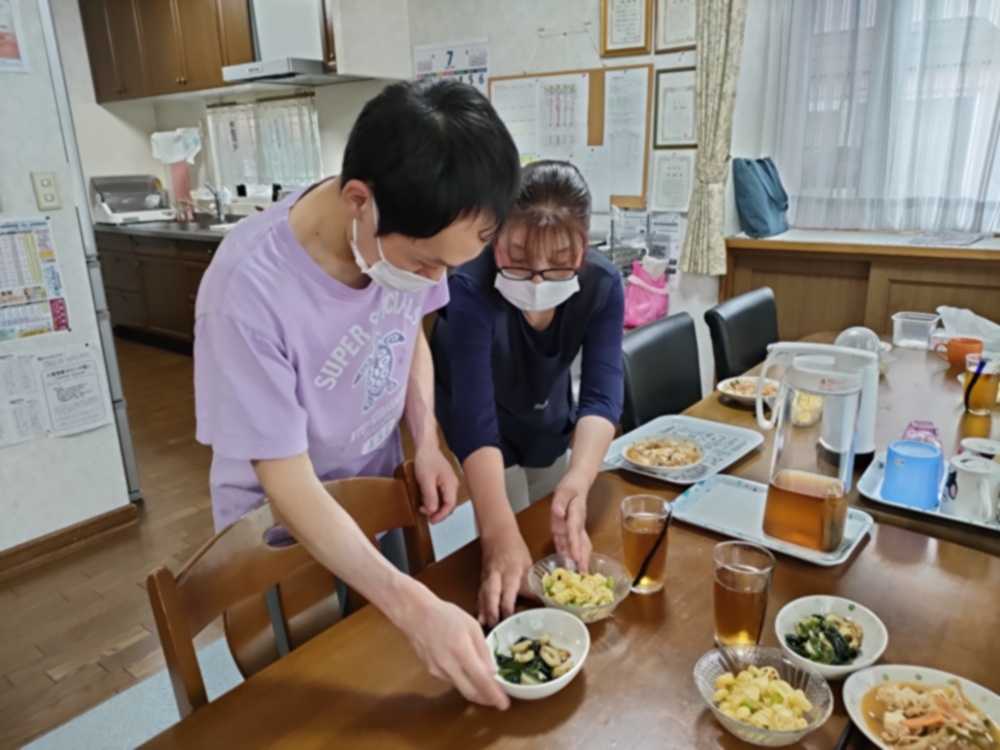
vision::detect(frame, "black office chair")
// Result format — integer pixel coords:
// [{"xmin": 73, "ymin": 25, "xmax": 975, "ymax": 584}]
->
[
  {"xmin": 704, "ymin": 287, "xmax": 779, "ymax": 382},
  {"xmin": 621, "ymin": 312, "xmax": 702, "ymax": 433}
]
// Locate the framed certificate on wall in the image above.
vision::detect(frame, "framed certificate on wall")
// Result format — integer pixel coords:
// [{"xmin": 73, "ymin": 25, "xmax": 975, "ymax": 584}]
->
[
  {"xmin": 650, "ymin": 149, "xmax": 696, "ymax": 211},
  {"xmin": 656, "ymin": 0, "xmax": 697, "ymax": 53},
  {"xmin": 601, "ymin": 0, "xmax": 653, "ymax": 57},
  {"xmin": 654, "ymin": 68, "xmax": 697, "ymax": 148}
]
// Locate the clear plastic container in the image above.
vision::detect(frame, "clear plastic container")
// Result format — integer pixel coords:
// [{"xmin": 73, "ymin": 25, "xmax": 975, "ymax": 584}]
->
[{"xmin": 891, "ymin": 311, "xmax": 940, "ymax": 350}]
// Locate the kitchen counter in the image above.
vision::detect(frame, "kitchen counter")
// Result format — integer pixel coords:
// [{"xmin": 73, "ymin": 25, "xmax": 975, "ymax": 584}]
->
[
  {"xmin": 94, "ymin": 220, "xmax": 233, "ymax": 244},
  {"xmin": 723, "ymin": 229, "xmax": 1000, "ymax": 341}
]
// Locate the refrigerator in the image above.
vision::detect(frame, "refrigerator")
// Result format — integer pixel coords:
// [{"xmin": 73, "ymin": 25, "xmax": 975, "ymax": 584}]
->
[{"xmin": 0, "ymin": 0, "xmax": 139, "ymax": 554}]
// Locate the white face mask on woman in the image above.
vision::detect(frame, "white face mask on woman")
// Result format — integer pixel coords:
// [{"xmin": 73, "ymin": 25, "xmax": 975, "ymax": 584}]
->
[
  {"xmin": 494, "ymin": 273, "xmax": 580, "ymax": 312},
  {"xmin": 350, "ymin": 198, "xmax": 437, "ymax": 293}
]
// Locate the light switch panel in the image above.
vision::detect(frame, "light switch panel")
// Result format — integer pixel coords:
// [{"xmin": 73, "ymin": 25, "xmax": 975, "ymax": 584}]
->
[{"xmin": 31, "ymin": 172, "xmax": 62, "ymax": 210}]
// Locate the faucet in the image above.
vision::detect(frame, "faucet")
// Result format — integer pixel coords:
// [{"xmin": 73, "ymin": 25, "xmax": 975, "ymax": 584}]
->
[{"xmin": 204, "ymin": 183, "xmax": 226, "ymax": 223}]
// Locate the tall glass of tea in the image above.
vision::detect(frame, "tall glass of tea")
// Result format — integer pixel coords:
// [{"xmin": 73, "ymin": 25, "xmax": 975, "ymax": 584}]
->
[
  {"xmin": 713, "ymin": 541, "xmax": 775, "ymax": 646},
  {"xmin": 620, "ymin": 495, "xmax": 672, "ymax": 594}
]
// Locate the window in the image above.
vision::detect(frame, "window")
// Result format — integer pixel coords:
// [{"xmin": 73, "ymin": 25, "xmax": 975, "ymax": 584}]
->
[
  {"xmin": 206, "ymin": 94, "xmax": 323, "ymax": 189},
  {"xmin": 763, "ymin": 0, "xmax": 1000, "ymax": 233}
]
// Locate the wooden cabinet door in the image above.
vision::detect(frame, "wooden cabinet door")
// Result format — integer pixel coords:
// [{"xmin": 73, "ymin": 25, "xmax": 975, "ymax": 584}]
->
[
  {"xmin": 105, "ymin": 0, "xmax": 147, "ymax": 98},
  {"xmin": 79, "ymin": 1, "xmax": 119, "ymax": 101},
  {"xmin": 178, "ymin": 260, "xmax": 209, "ymax": 338},
  {"xmin": 215, "ymin": 0, "xmax": 254, "ymax": 67},
  {"xmin": 173, "ymin": 0, "xmax": 225, "ymax": 90},
  {"xmin": 136, "ymin": 0, "xmax": 184, "ymax": 94},
  {"xmin": 140, "ymin": 255, "xmax": 184, "ymax": 336}
]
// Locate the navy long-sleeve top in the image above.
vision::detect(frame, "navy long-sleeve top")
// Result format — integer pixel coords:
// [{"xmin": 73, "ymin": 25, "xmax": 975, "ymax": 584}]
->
[{"xmin": 433, "ymin": 247, "xmax": 624, "ymax": 469}]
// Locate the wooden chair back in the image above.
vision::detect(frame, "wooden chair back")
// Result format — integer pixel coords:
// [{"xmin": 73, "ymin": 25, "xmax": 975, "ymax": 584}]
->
[{"xmin": 146, "ymin": 462, "xmax": 434, "ymax": 718}]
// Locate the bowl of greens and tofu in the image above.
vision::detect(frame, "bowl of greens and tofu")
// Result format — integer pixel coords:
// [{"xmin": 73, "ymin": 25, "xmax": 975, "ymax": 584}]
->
[
  {"xmin": 775, "ymin": 595, "xmax": 888, "ymax": 680},
  {"xmin": 487, "ymin": 608, "xmax": 590, "ymax": 701}
]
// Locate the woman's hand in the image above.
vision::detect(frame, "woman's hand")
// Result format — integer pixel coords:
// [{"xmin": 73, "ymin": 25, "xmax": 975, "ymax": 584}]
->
[
  {"xmin": 478, "ymin": 524, "xmax": 533, "ymax": 627},
  {"xmin": 550, "ymin": 470, "xmax": 593, "ymax": 572}
]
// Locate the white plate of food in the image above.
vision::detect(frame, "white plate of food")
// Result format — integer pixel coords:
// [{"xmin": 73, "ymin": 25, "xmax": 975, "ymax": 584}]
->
[
  {"xmin": 717, "ymin": 376, "xmax": 781, "ymax": 406},
  {"xmin": 774, "ymin": 595, "xmax": 888, "ymax": 680},
  {"xmin": 623, "ymin": 435, "xmax": 705, "ymax": 475},
  {"xmin": 604, "ymin": 415, "xmax": 765, "ymax": 485},
  {"xmin": 488, "ymin": 609, "xmax": 590, "ymax": 701},
  {"xmin": 843, "ymin": 665, "xmax": 1000, "ymax": 749}
]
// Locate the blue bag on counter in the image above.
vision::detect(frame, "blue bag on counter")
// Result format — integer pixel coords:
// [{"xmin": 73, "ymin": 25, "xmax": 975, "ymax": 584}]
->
[{"xmin": 732, "ymin": 157, "xmax": 789, "ymax": 238}]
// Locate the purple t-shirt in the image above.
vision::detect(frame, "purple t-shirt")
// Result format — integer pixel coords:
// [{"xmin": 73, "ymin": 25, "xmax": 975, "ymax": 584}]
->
[{"xmin": 194, "ymin": 190, "xmax": 449, "ymax": 530}]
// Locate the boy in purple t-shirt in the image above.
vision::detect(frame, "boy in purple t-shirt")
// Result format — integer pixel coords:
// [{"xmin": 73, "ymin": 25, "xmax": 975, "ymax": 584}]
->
[{"xmin": 194, "ymin": 80, "xmax": 519, "ymax": 710}]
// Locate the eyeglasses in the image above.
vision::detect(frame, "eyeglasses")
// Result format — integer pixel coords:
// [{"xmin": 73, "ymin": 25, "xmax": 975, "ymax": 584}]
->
[{"xmin": 498, "ymin": 267, "xmax": 578, "ymax": 282}]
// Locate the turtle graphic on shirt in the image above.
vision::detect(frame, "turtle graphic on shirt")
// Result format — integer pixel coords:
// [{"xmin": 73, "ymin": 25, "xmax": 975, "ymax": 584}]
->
[{"xmin": 353, "ymin": 330, "xmax": 405, "ymax": 412}]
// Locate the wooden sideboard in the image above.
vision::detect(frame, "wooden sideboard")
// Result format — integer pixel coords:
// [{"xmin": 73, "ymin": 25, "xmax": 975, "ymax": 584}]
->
[{"xmin": 722, "ymin": 233, "xmax": 1000, "ymax": 341}]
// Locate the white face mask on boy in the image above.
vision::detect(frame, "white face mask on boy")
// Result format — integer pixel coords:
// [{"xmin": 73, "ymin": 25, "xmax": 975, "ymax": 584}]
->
[
  {"xmin": 494, "ymin": 273, "xmax": 580, "ymax": 312},
  {"xmin": 350, "ymin": 198, "xmax": 437, "ymax": 293}
]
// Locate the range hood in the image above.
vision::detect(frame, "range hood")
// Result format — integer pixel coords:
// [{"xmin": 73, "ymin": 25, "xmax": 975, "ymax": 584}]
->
[{"xmin": 222, "ymin": 0, "xmax": 366, "ymax": 86}]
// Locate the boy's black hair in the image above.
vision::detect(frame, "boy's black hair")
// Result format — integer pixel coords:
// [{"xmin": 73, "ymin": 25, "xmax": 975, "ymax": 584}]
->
[{"xmin": 341, "ymin": 79, "xmax": 521, "ymax": 240}]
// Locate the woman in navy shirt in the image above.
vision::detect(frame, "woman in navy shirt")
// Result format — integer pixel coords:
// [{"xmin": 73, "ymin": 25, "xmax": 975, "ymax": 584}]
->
[{"xmin": 434, "ymin": 161, "xmax": 624, "ymax": 626}]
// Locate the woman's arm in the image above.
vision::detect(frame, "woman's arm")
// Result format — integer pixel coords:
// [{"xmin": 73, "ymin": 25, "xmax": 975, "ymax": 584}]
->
[
  {"xmin": 551, "ymin": 276, "xmax": 626, "ymax": 569},
  {"xmin": 443, "ymin": 277, "xmax": 533, "ymax": 627}
]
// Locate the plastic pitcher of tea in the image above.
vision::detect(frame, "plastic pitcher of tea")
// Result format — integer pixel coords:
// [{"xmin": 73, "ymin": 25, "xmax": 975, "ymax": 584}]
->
[{"xmin": 754, "ymin": 343, "xmax": 874, "ymax": 552}]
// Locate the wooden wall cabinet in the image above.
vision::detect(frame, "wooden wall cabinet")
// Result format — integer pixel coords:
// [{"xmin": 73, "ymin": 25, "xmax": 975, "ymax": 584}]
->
[
  {"xmin": 97, "ymin": 233, "xmax": 214, "ymax": 344},
  {"xmin": 80, "ymin": 0, "xmax": 255, "ymax": 101},
  {"xmin": 79, "ymin": 0, "xmax": 148, "ymax": 101}
]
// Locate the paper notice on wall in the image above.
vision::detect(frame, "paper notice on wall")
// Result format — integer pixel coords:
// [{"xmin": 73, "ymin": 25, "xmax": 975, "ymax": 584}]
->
[
  {"xmin": 0, "ymin": 354, "xmax": 47, "ymax": 447},
  {"xmin": 38, "ymin": 349, "xmax": 110, "ymax": 437},
  {"xmin": 0, "ymin": 217, "xmax": 70, "ymax": 341},
  {"xmin": 649, "ymin": 211, "xmax": 687, "ymax": 289},
  {"xmin": 651, "ymin": 150, "xmax": 695, "ymax": 211},
  {"xmin": 0, "ymin": 0, "xmax": 28, "ymax": 73},
  {"xmin": 577, "ymin": 146, "xmax": 612, "ymax": 213},
  {"xmin": 537, "ymin": 73, "xmax": 589, "ymax": 157},
  {"xmin": 414, "ymin": 39, "xmax": 489, "ymax": 95},
  {"xmin": 604, "ymin": 67, "xmax": 650, "ymax": 199},
  {"xmin": 491, "ymin": 77, "xmax": 539, "ymax": 156}
]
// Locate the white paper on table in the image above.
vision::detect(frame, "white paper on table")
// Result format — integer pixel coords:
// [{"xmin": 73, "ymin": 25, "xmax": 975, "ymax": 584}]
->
[
  {"xmin": 651, "ymin": 150, "xmax": 695, "ymax": 211},
  {"xmin": 491, "ymin": 78, "xmax": 539, "ymax": 157},
  {"xmin": 38, "ymin": 349, "xmax": 110, "ymax": 437},
  {"xmin": 604, "ymin": 67, "xmax": 650, "ymax": 198},
  {"xmin": 536, "ymin": 73, "xmax": 589, "ymax": 159},
  {"xmin": 577, "ymin": 146, "xmax": 612, "ymax": 214},
  {"xmin": 607, "ymin": 0, "xmax": 647, "ymax": 50},
  {"xmin": 0, "ymin": 0, "xmax": 29, "ymax": 73},
  {"xmin": 658, "ymin": 0, "xmax": 697, "ymax": 49},
  {"xmin": 0, "ymin": 354, "xmax": 48, "ymax": 447},
  {"xmin": 656, "ymin": 70, "xmax": 697, "ymax": 145}
]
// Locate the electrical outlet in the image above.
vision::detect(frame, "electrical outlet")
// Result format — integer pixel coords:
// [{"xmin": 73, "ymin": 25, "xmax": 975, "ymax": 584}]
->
[{"xmin": 31, "ymin": 172, "xmax": 62, "ymax": 211}]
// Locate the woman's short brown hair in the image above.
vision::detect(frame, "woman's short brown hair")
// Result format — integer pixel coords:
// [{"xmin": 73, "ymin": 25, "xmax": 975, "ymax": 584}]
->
[{"xmin": 503, "ymin": 160, "xmax": 591, "ymax": 267}]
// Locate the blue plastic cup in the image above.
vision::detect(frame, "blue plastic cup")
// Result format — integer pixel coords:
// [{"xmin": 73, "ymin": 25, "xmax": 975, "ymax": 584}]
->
[{"xmin": 881, "ymin": 440, "xmax": 943, "ymax": 510}]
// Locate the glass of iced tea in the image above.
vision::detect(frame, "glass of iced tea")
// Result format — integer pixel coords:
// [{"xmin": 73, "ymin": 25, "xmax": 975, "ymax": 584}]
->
[
  {"xmin": 963, "ymin": 353, "xmax": 1000, "ymax": 416},
  {"xmin": 713, "ymin": 541, "xmax": 775, "ymax": 646},
  {"xmin": 620, "ymin": 494, "xmax": 672, "ymax": 594}
]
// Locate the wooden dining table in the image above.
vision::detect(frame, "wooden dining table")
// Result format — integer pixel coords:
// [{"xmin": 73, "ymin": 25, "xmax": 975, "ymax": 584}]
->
[{"xmin": 144, "ymin": 337, "xmax": 1000, "ymax": 749}]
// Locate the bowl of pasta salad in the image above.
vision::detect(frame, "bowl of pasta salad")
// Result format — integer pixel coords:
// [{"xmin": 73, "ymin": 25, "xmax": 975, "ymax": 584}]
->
[{"xmin": 528, "ymin": 553, "xmax": 630, "ymax": 623}]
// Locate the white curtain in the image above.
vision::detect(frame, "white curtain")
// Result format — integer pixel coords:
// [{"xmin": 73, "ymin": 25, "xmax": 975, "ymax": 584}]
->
[
  {"xmin": 206, "ymin": 95, "xmax": 323, "ymax": 189},
  {"xmin": 680, "ymin": 0, "xmax": 748, "ymax": 275},
  {"xmin": 762, "ymin": 0, "xmax": 1000, "ymax": 233}
]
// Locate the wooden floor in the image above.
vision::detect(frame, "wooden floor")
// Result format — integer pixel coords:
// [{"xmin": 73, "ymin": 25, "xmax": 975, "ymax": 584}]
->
[{"xmin": 0, "ymin": 339, "xmax": 219, "ymax": 749}]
